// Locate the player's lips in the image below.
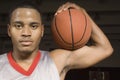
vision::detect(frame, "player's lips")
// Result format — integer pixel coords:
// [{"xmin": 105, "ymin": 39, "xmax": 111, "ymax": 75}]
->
[{"xmin": 19, "ymin": 40, "xmax": 33, "ymax": 46}]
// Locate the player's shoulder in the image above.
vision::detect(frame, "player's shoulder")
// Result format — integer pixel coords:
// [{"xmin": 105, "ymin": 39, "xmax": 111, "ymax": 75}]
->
[
  {"xmin": 49, "ymin": 49, "xmax": 71, "ymax": 63},
  {"xmin": 50, "ymin": 49, "xmax": 71, "ymax": 56}
]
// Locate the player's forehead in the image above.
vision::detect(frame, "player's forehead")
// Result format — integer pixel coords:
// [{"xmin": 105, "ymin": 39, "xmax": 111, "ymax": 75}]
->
[
  {"xmin": 12, "ymin": 8, "xmax": 39, "ymax": 16},
  {"xmin": 10, "ymin": 8, "xmax": 42, "ymax": 24},
  {"xmin": 12, "ymin": 7, "xmax": 41, "ymax": 17}
]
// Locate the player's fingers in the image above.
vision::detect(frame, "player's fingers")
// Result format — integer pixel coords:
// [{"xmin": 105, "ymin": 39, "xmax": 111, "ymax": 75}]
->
[
  {"xmin": 55, "ymin": 2, "xmax": 74, "ymax": 15},
  {"xmin": 55, "ymin": 2, "xmax": 82, "ymax": 16}
]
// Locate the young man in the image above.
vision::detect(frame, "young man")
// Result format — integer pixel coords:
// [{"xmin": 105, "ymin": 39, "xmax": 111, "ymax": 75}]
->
[{"xmin": 0, "ymin": 1, "xmax": 113, "ymax": 80}]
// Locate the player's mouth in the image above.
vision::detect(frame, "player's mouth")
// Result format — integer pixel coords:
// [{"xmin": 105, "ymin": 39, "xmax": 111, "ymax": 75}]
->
[{"xmin": 19, "ymin": 40, "xmax": 33, "ymax": 46}]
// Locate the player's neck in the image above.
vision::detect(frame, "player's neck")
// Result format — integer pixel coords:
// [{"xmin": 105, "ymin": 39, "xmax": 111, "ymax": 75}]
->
[{"xmin": 12, "ymin": 49, "xmax": 39, "ymax": 63}]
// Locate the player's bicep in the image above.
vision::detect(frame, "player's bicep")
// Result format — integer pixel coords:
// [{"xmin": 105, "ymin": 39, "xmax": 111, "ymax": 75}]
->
[{"xmin": 66, "ymin": 45, "xmax": 110, "ymax": 69}]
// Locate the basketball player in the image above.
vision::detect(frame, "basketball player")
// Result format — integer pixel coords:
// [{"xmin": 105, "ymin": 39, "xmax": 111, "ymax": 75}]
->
[{"xmin": 0, "ymin": 1, "xmax": 113, "ymax": 80}]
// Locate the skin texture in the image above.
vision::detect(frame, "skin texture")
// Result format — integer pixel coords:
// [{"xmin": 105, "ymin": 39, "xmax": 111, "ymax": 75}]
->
[{"xmin": 8, "ymin": 2, "xmax": 113, "ymax": 80}]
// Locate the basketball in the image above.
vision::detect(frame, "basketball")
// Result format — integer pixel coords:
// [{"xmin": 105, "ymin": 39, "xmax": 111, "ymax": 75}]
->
[{"xmin": 51, "ymin": 9, "xmax": 91, "ymax": 50}]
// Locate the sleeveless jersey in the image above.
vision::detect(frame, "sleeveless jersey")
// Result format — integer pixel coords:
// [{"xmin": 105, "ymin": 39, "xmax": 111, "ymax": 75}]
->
[{"xmin": 0, "ymin": 50, "xmax": 60, "ymax": 80}]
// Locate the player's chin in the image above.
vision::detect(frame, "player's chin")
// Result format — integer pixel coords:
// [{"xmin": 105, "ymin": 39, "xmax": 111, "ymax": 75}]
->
[
  {"xmin": 21, "ymin": 50, "xmax": 33, "ymax": 54},
  {"xmin": 18, "ymin": 43, "xmax": 39, "ymax": 53},
  {"xmin": 19, "ymin": 47, "xmax": 34, "ymax": 54}
]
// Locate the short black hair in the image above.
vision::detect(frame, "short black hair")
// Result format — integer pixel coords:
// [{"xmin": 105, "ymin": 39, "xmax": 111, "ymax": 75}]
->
[{"xmin": 8, "ymin": 0, "xmax": 42, "ymax": 24}]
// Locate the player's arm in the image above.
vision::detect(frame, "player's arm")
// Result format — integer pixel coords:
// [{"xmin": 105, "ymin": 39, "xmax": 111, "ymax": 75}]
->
[
  {"xmin": 64, "ymin": 4, "xmax": 113, "ymax": 69},
  {"xmin": 50, "ymin": 2, "xmax": 113, "ymax": 73}
]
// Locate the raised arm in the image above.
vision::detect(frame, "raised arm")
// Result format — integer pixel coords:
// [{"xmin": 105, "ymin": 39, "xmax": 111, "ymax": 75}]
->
[
  {"xmin": 63, "ymin": 2, "xmax": 114, "ymax": 69},
  {"xmin": 50, "ymin": 2, "xmax": 113, "ymax": 72}
]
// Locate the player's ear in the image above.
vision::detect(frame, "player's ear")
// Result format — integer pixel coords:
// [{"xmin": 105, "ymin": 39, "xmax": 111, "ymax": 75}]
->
[
  {"xmin": 7, "ymin": 24, "xmax": 11, "ymax": 37},
  {"xmin": 41, "ymin": 24, "xmax": 44, "ymax": 37}
]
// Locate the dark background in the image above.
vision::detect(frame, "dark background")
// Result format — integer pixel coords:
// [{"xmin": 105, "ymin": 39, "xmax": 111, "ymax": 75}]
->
[{"xmin": 0, "ymin": 0, "xmax": 120, "ymax": 80}]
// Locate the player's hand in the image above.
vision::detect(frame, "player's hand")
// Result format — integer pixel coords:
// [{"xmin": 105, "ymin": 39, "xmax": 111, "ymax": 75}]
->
[{"xmin": 55, "ymin": 2, "xmax": 82, "ymax": 15}]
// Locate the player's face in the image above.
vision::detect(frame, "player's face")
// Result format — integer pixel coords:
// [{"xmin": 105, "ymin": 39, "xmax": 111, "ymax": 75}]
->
[{"xmin": 8, "ymin": 8, "xmax": 44, "ymax": 53}]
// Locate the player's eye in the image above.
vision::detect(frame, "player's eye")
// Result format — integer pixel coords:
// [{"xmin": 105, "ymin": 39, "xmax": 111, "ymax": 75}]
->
[
  {"xmin": 13, "ymin": 23, "xmax": 23, "ymax": 30},
  {"xmin": 31, "ymin": 24, "xmax": 39, "ymax": 30}
]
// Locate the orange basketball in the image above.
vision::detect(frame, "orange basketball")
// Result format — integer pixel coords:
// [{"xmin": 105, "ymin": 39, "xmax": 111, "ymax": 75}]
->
[{"xmin": 51, "ymin": 9, "xmax": 91, "ymax": 50}]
